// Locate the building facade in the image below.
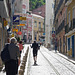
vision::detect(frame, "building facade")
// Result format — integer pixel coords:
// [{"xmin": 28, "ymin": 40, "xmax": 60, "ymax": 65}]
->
[
  {"xmin": 65, "ymin": 0, "xmax": 75, "ymax": 57},
  {"xmin": 32, "ymin": 5, "xmax": 45, "ymax": 43},
  {"xmin": 22, "ymin": 13, "xmax": 32, "ymax": 43},
  {"xmin": 13, "ymin": 0, "xmax": 32, "ymax": 43},
  {"xmin": 54, "ymin": 0, "xmax": 67, "ymax": 53},
  {"xmin": 54, "ymin": 0, "xmax": 75, "ymax": 57},
  {"xmin": 32, "ymin": 14, "xmax": 44, "ymax": 43},
  {"xmin": 0, "ymin": 0, "xmax": 11, "ymax": 67}
]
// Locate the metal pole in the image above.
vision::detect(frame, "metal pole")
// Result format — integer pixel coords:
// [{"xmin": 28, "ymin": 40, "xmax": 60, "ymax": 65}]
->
[
  {"xmin": 10, "ymin": 0, "xmax": 15, "ymax": 29},
  {"xmin": 10, "ymin": 1, "xmax": 13, "ymax": 29},
  {"xmin": 32, "ymin": 15, "xmax": 34, "ymax": 43},
  {"xmin": 2, "ymin": 18, "xmax": 4, "ymax": 50}
]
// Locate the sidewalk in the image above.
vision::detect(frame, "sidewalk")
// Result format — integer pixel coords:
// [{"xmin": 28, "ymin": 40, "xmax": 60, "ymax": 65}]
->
[{"xmin": 54, "ymin": 51, "xmax": 75, "ymax": 64}]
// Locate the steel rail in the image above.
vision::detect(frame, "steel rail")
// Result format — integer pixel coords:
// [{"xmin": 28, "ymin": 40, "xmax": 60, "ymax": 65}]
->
[
  {"xmin": 41, "ymin": 48, "xmax": 75, "ymax": 74},
  {"xmin": 40, "ymin": 50, "xmax": 60, "ymax": 75}
]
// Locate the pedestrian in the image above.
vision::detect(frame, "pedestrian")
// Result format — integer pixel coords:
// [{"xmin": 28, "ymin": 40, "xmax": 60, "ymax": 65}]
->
[
  {"xmin": 17, "ymin": 37, "xmax": 20, "ymax": 43},
  {"xmin": 55, "ymin": 38, "xmax": 58, "ymax": 53},
  {"xmin": 18, "ymin": 41, "xmax": 23, "ymax": 54},
  {"xmin": 31, "ymin": 40, "xmax": 39, "ymax": 65},
  {"xmin": 5, "ymin": 37, "xmax": 20, "ymax": 75}
]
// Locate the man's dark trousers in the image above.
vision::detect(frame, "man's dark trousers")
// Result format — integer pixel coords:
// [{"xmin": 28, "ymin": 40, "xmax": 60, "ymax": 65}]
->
[{"xmin": 5, "ymin": 59, "xmax": 16, "ymax": 75}]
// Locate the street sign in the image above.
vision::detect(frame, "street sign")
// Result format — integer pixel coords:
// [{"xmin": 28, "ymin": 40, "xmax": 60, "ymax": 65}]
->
[
  {"xmin": 17, "ymin": 31, "xmax": 22, "ymax": 35},
  {"xmin": 52, "ymin": 34, "xmax": 55, "ymax": 37},
  {"xmin": 12, "ymin": 29, "xmax": 18, "ymax": 32},
  {"xmin": 17, "ymin": 25, "xmax": 19, "ymax": 26},
  {"xmin": 20, "ymin": 21, "xmax": 26, "ymax": 24},
  {"xmin": 13, "ymin": 15, "xmax": 20, "ymax": 25},
  {"xmin": 52, "ymin": 31, "xmax": 55, "ymax": 34},
  {"xmin": 20, "ymin": 20, "xmax": 26, "ymax": 26},
  {"xmin": 4, "ymin": 20, "xmax": 8, "ymax": 26},
  {"xmin": 20, "ymin": 24, "xmax": 25, "ymax": 26},
  {"xmin": 20, "ymin": 17, "xmax": 26, "ymax": 20},
  {"xmin": 11, "ymin": 34, "xmax": 14, "ymax": 37},
  {"xmin": 52, "ymin": 31, "xmax": 55, "ymax": 37},
  {"xmin": 43, "ymin": 33, "xmax": 45, "ymax": 35}
]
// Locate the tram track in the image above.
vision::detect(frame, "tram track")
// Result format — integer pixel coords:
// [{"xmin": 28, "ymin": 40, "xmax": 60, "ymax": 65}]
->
[
  {"xmin": 40, "ymin": 50, "xmax": 60, "ymax": 75},
  {"xmin": 40, "ymin": 47, "xmax": 75, "ymax": 75},
  {"xmin": 52, "ymin": 51, "xmax": 75, "ymax": 65}
]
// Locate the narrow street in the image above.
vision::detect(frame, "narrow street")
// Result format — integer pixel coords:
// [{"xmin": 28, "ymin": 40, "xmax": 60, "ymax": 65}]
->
[
  {"xmin": 27, "ymin": 46, "xmax": 75, "ymax": 75},
  {"xmin": 0, "ymin": 45, "xmax": 75, "ymax": 75},
  {"xmin": 0, "ymin": 0, "xmax": 75, "ymax": 75}
]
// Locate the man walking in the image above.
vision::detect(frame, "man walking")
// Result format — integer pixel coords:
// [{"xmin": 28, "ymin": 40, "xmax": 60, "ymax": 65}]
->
[
  {"xmin": 5, "ymin": 38, "xmax": 20, "ymax": 75},
  {"xmin": 31, "ymin": 41, "xmax": 39, "ymax": 65}
]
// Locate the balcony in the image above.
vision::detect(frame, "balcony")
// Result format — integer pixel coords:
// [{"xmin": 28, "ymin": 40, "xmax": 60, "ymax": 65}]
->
[
  {"xmin": 38, "ymin": 28, "xmax": 44, "ymax": 32},
  {"xmin": 56, "ymin": 20, "xmax": 65, "ymax": 35},
  {"xmin": 65, "ymin": 24, "xmax": 69, "ymax": 33},
  {"xmin": 55, "ymin": 0, "xmax": 64, "ymax": 17},
  {"xmin": 73, "ymin": 19, "xmax": 75, "ymax": 29},
  {"xmin": 65, "ymin": 20, "xmax": 75, "ymax": 34},
  {"xmin": 0, "ymin": 0, "xmax": 11, "ymax": 18},
  {"xmin": 65, "ymin": 0, "xmax": 67, "ymax": 3},
  {"xmin": 65, "ymin": 0, "xmax": 72, "ymax": 6}
]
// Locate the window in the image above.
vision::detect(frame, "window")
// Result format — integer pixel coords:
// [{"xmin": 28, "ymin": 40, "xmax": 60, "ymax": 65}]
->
[
  {"xmin": 34, "ymin": 21, "xmax": 37, "ymax": 27},
  {"xmin": 39, "ymin": 22, "xmax": 41, "ymax": 28},
  {"xmin": 28, "ymin": 20, "xmax": 32, "ymax": 27},
  {"xmin": 73, "ymin": 7, "xmax": 75, "ymax": 25},
  {"xmin": 68, "ymin": 38, "xmax": 70, "ymax": 50},
  {"xmin": 73, "ymin": 7, "xmax": 75, "ymax": 19},
  {"xmin": 68, "ymin": 12, "xmax": 71, "ymax": 27},
  {"xmin": 52, "ymin": 3, "xmax": 54, "ymax": 8}
]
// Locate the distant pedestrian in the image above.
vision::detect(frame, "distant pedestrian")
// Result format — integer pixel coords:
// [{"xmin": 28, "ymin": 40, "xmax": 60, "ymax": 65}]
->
[
  {"xmin": 5, "ymin": 37, "xmax": 20, "ymax": 75},
  {"xmin": 17, "ymin": 37, "xmax": 20, "ymax": 43},
  {"xmin": 18, "ymin": 41, "xmax": 23, "ymax": 54},
  {"xmin": 31, "ymin": 41, "xmax": 39, "ymax": 65},
  {"xmin": 55, "ymin": 38, "xmax": 58, "ymax": 52}
]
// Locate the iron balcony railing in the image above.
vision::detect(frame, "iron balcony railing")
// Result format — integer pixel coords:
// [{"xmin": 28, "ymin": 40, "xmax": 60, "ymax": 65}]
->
[
  {"xmin": 65, "ymin": 24, "xmax": 69, "ymax": 33},
  {"xmin": 65, "ymin": 0, "xmax": 68, "ymax": 3},
  {"xmin": 55, "ymin": 0, "xmax": 64, "ymax": 18},
  {"xmin": 65, "ymin": 19, "xmax": 75, "ymax": 34},
  {"xmin": 56, "ymin": 20, "xmax": 65, "ymax": 35}
]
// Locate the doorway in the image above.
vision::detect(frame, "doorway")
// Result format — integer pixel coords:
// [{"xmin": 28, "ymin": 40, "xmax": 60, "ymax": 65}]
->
[{"xmin": 72, "ymin": 35, "xmax": 74, "ymax": 57}]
